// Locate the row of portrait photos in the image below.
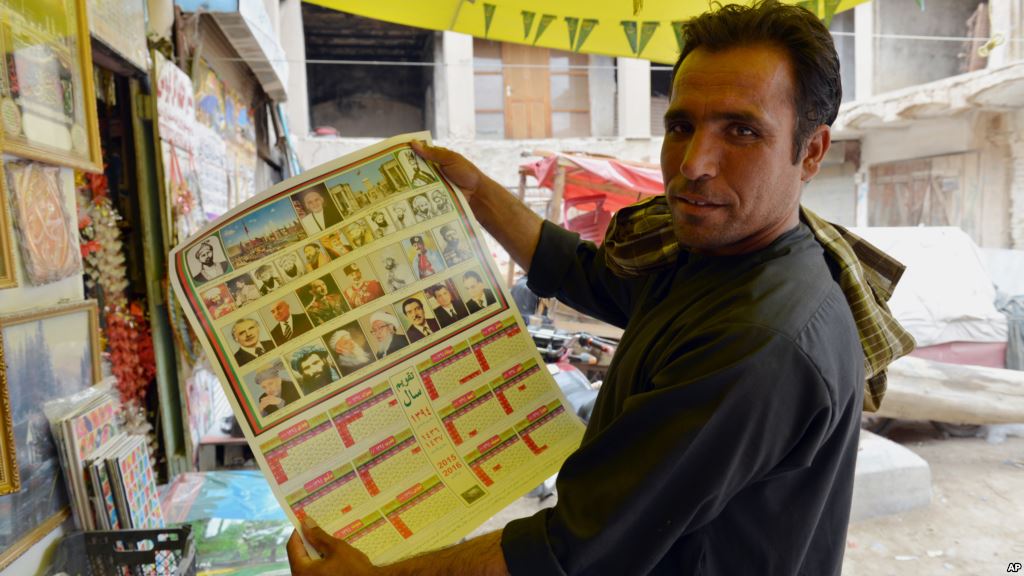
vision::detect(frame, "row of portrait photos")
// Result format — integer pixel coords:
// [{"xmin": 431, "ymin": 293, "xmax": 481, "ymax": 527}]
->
[{"xmin": 228, "ymin": 265, "xmax": 498, "ymax": 421}]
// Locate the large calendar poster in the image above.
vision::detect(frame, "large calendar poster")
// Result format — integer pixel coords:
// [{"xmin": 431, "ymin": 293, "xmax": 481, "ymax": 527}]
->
[{"xmin": 169, "ymin": 132, "xmax": 585, "ymax": 563}]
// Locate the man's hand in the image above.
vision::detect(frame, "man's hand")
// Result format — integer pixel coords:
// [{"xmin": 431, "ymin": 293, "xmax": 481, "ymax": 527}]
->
[
  {"xmin": 259, "ymin": 396, "xmax": 284, "ymax": 411},
  {"xmin": 410, "ymin": 141, "xmax": 487, "ymax": 203},
  {"xmin": 287, "ymin": 519, "xmax": 378, "ymax": 575}
]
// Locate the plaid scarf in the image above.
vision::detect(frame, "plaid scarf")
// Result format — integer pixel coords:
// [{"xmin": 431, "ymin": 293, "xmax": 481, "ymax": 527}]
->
[{"xmin": 602, "ymin": 196, "xmax": 916, "ymax": 412}]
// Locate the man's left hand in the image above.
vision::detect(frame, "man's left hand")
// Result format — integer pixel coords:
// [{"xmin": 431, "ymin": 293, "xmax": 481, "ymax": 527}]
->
[{"xmin": 287, "ymin": 519, "xmax": 379, "ymax": 575}]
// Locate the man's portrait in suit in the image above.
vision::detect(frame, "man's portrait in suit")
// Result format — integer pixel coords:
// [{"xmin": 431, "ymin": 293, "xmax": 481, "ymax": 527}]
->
[
  {"xmin": 188, "ymin": 238, "xmax": 231, "ymax": 285},
  {"xmin": 461, "ymin": 269, "xmax": 497, "ymax": 314},
  {"xmin": 225, "ymin": 317, "xmax": 275, "ymax": 367},
  {"xmin": 294, "ymin": 185, "xmax": 343, "ymax": 235},
  {"xmin": 360, "ymin": 307, "xmax": 410, "ymax": 359},
  {"xmin": 425, "ymin": 281, "xmax": 469, "ymax": 328},
  {"xmin": 262, "ymin": 295, "xmax": 314, "ymax": 346},
  {"xmin": 401, "ymin": 295, "xmax": 441, "ymax": 343}
]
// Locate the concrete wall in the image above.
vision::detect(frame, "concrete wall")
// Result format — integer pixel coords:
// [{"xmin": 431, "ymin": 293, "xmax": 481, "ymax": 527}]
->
[
  {"xmin": 0, "ymin": 168, "xmax": 84, "ymax": 576},
  {"xmin": 803, "ymin": 162, "xmax": 858, "ymax": 226},
  {"xmin": 297, "ymin": 136, "xmax": 664, "ymax": 189},
  {"xmin": 873, "ymin": 0, "xmax": 983, "ymax": 95}
]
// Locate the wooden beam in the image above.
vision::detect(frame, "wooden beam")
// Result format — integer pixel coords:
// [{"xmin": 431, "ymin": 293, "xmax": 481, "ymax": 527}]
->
[{"xmin": 874, "ymin": 356, "xmax": 1024, "ymax": 425}]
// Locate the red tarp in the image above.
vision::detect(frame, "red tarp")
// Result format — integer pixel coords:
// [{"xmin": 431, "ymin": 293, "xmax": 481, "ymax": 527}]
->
[{"xmin": 520, "ymin": 153, "xmax": 664, "ymax": 243}]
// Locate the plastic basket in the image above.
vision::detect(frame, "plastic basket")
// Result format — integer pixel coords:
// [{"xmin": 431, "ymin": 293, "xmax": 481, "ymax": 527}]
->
[{"xmin": 47, "ymin": 526, "xmax": 195, "ymax": 576}]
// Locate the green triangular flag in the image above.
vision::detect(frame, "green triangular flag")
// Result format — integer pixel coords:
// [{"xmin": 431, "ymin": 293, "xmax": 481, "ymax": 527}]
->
[
  {"xmin": 621, "ymin": 21, "xmax": 639, "ymax": 55},
  {"xmin": 796, "ymin": 0, "xmax": 818, "ymax": 16},
  {"xmin": 670, "ymin": 20, "xmax": 685, "ymax": 54},
  {"xmin": 534, "ymin": 14, "xmax": 556, "ymax": 44},
  {"xmin": 522, "ymin": 11, "xmax": 536, "ymax": 39},
  {"xmin": 565, "ymin": 17, "xmax": 579, "ymax": 51},
  {"xmin": 638, "ymin": 21, "xmax": 660, "ymax": 56},
  {"xmin": 822, "ymin": 0, "xmax": 842, "ymax": 27},
  {"xmin": 915, "ymin": 0, "xmax": 925, "ymax": 10},
  {"xmin": 484, "ymin": 4, "xmax": 496, "ymax": 37},
  {"xmin": 575, "ymin": 19, "xmax": 598, "ymax": 52}
]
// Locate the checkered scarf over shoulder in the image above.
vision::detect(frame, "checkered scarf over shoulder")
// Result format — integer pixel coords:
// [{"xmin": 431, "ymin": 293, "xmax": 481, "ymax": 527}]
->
[{"xmin": 602, "ymin": 196, "xmax": 915, "ymax": 412}]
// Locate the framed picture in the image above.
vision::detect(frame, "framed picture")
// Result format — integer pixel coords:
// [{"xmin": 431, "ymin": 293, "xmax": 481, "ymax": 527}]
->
[
  {"xmin": 0, "ymin": 0, "xmax": 103, "ymax": 172},
  {"xmin": 0, "ymin": 300, "xmax": 101, "ymax": 570},
  {"xmin": 0, "ymin": 159, "xmax": 16, "ymax": 290},
  {"xmin": 4, "ymin": 161, "xmax": 82, "ymax": 286}
]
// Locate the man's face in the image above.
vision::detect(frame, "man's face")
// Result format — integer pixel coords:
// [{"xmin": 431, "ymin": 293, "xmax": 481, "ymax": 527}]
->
[
  {"xmin": 404, "ymin": 301, "xmax": 425, "ymax": 326},
  {"xmin": 311, "ymin": 280, "xmax": 328, "ymax": 297},
  {"xmin": 393, "ymin": 206, "xmax": 406, "ymax": 219},
  {"xmin": 432, "ymin": 192, "xmax": 447, "ymax": 211},
  {"xmin": 333, "ymin": 333, "xmax": 356, "ymax": 355},
  {"xmin": 300, "ymin": 354, "xmax": 327, "ymax": 378},
  {"xmin": 433, "ymin": 287, "xmax": 452, "ymax": 308},
  {"xmin": 259, "ymin": 376, "xmax": 282, "ymax": 397},
  {"xmin": 205, "ymin": 290, "xmax": 222, "ymax": 306},
  {"xmin": 346, "ymin": 266, "xmax": 362, "ymax": 283},
  {"xmin": 271, "ymin": 301, "xmax": 290, "ymax": 321},
  {"xmin": 233, "ymin": 320, "xmax": 261, "ymax": 348},
  {"xmin": 660, "ymin": 45, "xmax": 827, "ymax": 256},
  {"xmin": 371, "ymin": 320, "xmax": 394, "ymax": 341},
  {"xmin": 372, "ymin": 213, "xmax": 386, "ymax": 226},
  {"xmin": 414, "ymin": 240, "xmax": 426, "ymax": 254},
  {"xmin": 304, "ymin": 246, "xmax": 318, "ymax": 260},
  {"xmin": 197, "ymin": 244, "xmax": 214, "ymax": 264},
  {"xmin": 258, "ymin": 269, "xmax": 274, "ymax": 283},
  {"xmin": 303, "ymin": 191, "xmax": 325, "ymax": 214},
  {"xmin": 412, "ymin": 196, "xmax": 430, "ymax": 215},
  {"xmin": 282, "ymin": 256, "xmax": 299, "ymax": 274},
  {"xmin": 442, "ymin": 228, "xmax": 458, "ymax": 244},
  {"xmin": 463, "ymin": 277, "xmax": 483, "ymax": 300}
]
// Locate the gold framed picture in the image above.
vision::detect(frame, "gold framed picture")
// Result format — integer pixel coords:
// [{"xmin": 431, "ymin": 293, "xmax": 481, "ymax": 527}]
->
[
  {"xmin": 0, "ymin": 0, "xmax": 103, "ymax": 173},
  {"xmin": 0, "ymin": 159, "xmax": 15, "ymax": 290},
  {"xmin": 0, "ymin": 300, "xmax": 100, "ymax": 569}
]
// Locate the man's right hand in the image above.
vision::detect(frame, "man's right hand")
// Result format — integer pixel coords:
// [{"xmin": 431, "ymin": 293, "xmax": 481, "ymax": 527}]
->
[{"xmin": 260, "ymin": 396, "xmax": 284, "ymax": 410}]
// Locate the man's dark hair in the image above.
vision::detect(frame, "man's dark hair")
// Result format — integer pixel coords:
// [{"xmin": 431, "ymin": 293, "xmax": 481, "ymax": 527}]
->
[
  {"xmin": 462, "ymin": 270, "xmax": 483, "ymax": 283},
  {"xmin": 292, "ymin": 346, "xmax": 328, "ymax": 373},
  {"xmin": 402, "ymin": 297, "xmax": 423, "ymax": 314},
  {"xmin": 673, "ymin": 0, "xmax": 841, "ymax": 162}
]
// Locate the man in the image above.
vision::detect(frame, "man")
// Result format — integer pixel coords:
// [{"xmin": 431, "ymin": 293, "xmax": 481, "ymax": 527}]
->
[
  {"xmin": 291, "ymin": 346, "xmax": 338, "ymax": 395},
  {"xmin": 268, "ymin": 299, "xmax": 313, "ymax": 345},
  {"xmin": 341, "ymin": 263, "xmax": 384, "ymax": 308},
  {"xmin": 327, "ymin": 328, "xmax": 374, "ymax": 375},
  {"xmin": 408, "ymin": 235, "xmax": 444, "ymax": 280},
  {"xmin": 410, "ymin": 194, "xmax": 434, "ymax": 222},
  {"xmin": 256, "ymin": 264, "xmax": 283, "ymax": 295},
  {"xmin": 277, "ymin": 252, "xmax": 303, "ymax": 280},
  {"xmin": 191, "ymin": 240, "xmax": 229, "ymax": 284},
  {"xmin": 369, "ymin": 211, "xmax": 395, "ymax": 238},
  {"xmin": 430, "ymin": 189, "xmax": 452, "ymax": 215},
  {"xmin": 401, "ymin": 297, "xmax": 440, "ymax": 343},
  {"xmin": 230, "ymin": 318, "xmax": 274, "ymax": 367},
  {"xmin": 297, "ymin": 187, "xmax": 342, "ymax": 234},
  {"xmin": 202, "ymin": 287, "xmax": 234, "ymax": 319},
  {"xmin": 304, "ymin": 278, "xmax": 347, "ymax": 327},
  {"xmin": 462, "ymin": 270, "xmax": 496, "ymax": 314},
  {"xmin": 320, "ymin": 232, "xmax": 352, "ymax": 259},
  {"xmin": 389, "ymin": 202, "xmax": 411, "ymax": 229},
  {"xmin": 345, "ymin": 220, "xmax": 374, "ymax": 247},
  {"xmin": 403, "ymin": 148, "xmax": 437, "ymax": 186},
  {"xmin": 426, "ymin": 283, "xmax": 468, "ymax": 328},
  {"xmin": 288, "ymin": 2, "xmax": 913, "ymax": 575},
  {"xmin": 254, "ymin": 365, "xmax": 300, "ymax": 417},
  {"xmin": 438, "ymin": 224, "xmax": 472, "ymax": 266},
  {"xmin": 228, "ymin": 275, "xmax": 261, "ymax": 307},
  {"xmin": 302, "ymin": 244, "xmax": 330, "ymax": 273},
  {"xmin": 367, "ymin": 310, "xmax": 409, "ymax": 358}
]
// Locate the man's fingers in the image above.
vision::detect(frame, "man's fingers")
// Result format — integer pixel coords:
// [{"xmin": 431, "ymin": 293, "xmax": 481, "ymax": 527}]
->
[
  {"xmin": 286, "ymin": 530, "xmax": 312, "ymax": 573},
  {"xmin": 411, "ymin": 141, "xmax": 457, "ymax": 165},
  {"xmin": 301, "ymin": 517, "xmax": 336, "ymax": 557}
]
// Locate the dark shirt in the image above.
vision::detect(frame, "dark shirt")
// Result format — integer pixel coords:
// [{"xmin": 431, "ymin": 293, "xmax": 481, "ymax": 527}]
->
[
  {"xmin": 259, "ymin": 380, "xmax": 300, "ymax": 417},
  {"xmin": 502, "ymin": 222, "xmax": 864, "ymax": 576}
]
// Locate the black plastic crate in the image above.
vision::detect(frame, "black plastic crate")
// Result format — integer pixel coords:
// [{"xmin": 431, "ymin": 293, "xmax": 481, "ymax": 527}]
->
[{"xmin": 46, "ymin": 526, "xmax": 195, "ymax": 576}]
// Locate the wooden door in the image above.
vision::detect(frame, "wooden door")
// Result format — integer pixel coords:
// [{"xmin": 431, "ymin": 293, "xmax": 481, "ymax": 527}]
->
[{"xmin": 502, "ymin": 43, "xmax": 550, "ymax": 139}]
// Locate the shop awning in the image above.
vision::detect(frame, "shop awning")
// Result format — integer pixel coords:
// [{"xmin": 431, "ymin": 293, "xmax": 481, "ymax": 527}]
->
[
  {"xmin": 305, "ymin": 0, "xmax": 871, "ymax": 64},
  {"xmin": 520, "ymin": 152, "xmax": 663, "ymax": 243}
]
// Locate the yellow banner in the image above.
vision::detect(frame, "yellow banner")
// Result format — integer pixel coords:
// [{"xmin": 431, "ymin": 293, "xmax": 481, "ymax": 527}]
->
[{"xmin": 306, "ymin": 0, "xmax": 871, "ymax": 63}]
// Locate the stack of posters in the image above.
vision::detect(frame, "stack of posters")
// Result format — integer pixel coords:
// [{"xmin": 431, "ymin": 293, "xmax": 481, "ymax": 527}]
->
[
  {"xmin": 45, "ymin": 388, "xmax": 165, "ymax": 531},
  {"xmin": 170, "ymin": 132, "xmax": 586, "ymax": 563}
]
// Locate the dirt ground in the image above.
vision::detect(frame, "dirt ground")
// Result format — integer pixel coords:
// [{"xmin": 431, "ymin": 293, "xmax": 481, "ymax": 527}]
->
[{"xmin": 468, "ymin": 422, "xmax": 1024, "ymax": 575}]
